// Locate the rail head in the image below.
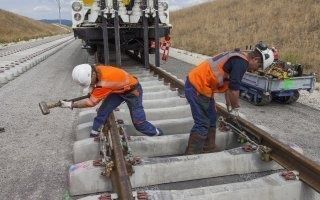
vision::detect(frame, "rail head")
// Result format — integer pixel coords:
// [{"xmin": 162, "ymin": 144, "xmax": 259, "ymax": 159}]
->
[{"xmin": 103, "ymin": 113, "xmax": 134, "ymax": 200}]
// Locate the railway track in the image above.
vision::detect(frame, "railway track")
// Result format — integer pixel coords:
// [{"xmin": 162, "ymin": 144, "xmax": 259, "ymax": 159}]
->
[
  {"xmin": 0, "ymin": 35, "xmax": 74, "ymax": 87},
  {"xmin": 68, "ymin": 53, "xmax": 320, "ymax": 200},
  {"xmin": 0, "ymin": 35, "xmax": 66, "ymax": 57}
]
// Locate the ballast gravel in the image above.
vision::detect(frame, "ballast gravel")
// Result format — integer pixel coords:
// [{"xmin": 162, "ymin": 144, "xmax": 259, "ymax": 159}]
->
[{"xmin": 0, "ymin": 39, "xmax": 87, "ymax": 199}]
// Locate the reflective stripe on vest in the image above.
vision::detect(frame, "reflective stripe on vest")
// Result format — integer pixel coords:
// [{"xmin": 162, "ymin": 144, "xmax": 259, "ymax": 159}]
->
[{"xmin": 207, "ymin": 52, "xmax": 248, "ymax": 87}]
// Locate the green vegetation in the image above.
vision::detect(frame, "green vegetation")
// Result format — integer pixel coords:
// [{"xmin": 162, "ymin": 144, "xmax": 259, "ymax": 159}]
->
[
  {"xmin": 171, "ymin": 0, "xmax": 320, "ymax": 76},
  {"xmin": 0, "ymin": 9, "xmax": 70, "ymax": 43}
]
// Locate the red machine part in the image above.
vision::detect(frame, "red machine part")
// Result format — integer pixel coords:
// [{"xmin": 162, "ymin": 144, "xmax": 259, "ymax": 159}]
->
[
  {"xmin": 271, "ymin": 47, "xmax": 280, "ymax": 61},
  {"xmin": 160, "ymin": 35, "xmax": 171, "ymax": 61}
]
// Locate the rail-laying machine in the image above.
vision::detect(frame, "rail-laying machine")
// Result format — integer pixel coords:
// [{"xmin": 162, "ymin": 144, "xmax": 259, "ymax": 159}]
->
[{"xmin": 71, "ymin": 0, "xmax": 171, "ymax": 67}]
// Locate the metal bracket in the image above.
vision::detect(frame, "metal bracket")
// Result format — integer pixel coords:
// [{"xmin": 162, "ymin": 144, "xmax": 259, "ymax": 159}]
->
[
  {"xmin": 218, "ymin": 120, "xmax": 231, "ymax": 132},
  {"xmin": 101, "ymin": 161, "xmax": 115, "ymax": 177},
  {"xmin": 99, "ymin": 193, "xmax": 119, "ymax": 200},
  {"xmin": 280, "ymin": 170, "xmax": 299, "ymax": 181},
  {"xmin": 259, "ymin": 146, "xmax": 272, "ymax": 162},
  {"xmin": 242, "ymin": 144, "xmax": 258, "ymax": 152},
  {"xmin": 127, "ymin": 156, "xmax": 142, "ymax": 166},
  {"xmin": 135, "ymin": 191, "xmax": 149, "ymax": 200},
  {"xmin": 237, "ymin": 134, "xmax": 247, "ymax": 144},
  {"xmin": 93, "ymin": 159, "xmax": 105, "ymax": 167},
  {"xmin": 99, "ymin": 193, "xmax": 112, "ymax": 200},
  {"xmin": 124, "ymin": 155, "xmax": 142, "ymax": 176}
]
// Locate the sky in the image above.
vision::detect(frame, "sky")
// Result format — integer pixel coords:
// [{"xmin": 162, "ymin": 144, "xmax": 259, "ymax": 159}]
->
[{"xmin": 0, "ymin": 0, "xmax": 212, "ymax": 20}]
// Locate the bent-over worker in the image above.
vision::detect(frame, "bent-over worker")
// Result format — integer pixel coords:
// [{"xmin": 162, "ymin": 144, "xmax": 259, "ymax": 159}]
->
[
  {"xmin": 60, "ymin": 64, "xmax": 163, "ymax": 137},
  {"xmin": 185, "ymin": 42, "xmax": 274, "ymax": 154}
]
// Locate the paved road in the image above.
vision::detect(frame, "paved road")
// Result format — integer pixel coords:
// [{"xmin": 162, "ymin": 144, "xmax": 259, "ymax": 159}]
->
[
  {"xmin": 0, "ymin": 39, "xmax": 86, "ymax": 199},
  {"xmin": 150, "ymin": 55, "xmax": 320, "ymax": 163}
]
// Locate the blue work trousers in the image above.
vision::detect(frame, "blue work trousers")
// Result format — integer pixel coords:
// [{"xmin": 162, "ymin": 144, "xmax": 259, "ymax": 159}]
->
[
  {"xmin": 92, "ymin": 84, "xmax": 158, "ymax": 136},
  {"xmin": 185, "ymin": 78, "xmax": 217, "ymax": 137}
]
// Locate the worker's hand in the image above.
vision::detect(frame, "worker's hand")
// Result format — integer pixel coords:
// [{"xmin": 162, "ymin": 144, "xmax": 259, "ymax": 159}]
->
[
  {"xmin": 60, "ymin": 100, "xmax": 73, "ymax": 109},
  {"xmin": 229, "ymin": 108, "xmax": 240, "ymax": 118}
]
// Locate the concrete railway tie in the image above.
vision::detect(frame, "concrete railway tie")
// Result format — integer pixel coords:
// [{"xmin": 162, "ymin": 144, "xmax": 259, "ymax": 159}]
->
[
  {"xmin": 0, "ymin": 35, "xmax": 65, "ymax": 58},
  {"xmin": 67, "ymin": 66, "xmax": 320, "ymax": 199},
  {"xmin": 0, "ymin": 35, "xmax": 74, "ymax": 87}
]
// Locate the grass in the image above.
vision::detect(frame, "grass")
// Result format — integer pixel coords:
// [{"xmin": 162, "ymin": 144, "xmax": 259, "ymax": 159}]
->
[
  {"xmin": 170, "ymin": 0, "xmax": 320, "ymax": 77},
  {"xmin": 0, "ymin": 9, "xmax": 70, "ymax": 44}
]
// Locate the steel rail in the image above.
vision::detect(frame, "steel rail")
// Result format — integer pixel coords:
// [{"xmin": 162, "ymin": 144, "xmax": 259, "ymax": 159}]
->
[
  {"xmin": 126, "ymin": 50, "xmax": 320, "ymax": 193},
  {"xmin": 216, "ymin": 110, "xmax": 320, "ymax": 193},
  {"xmin": 104, "ymin": 113, "xmax": 134, "ymax": 200}
]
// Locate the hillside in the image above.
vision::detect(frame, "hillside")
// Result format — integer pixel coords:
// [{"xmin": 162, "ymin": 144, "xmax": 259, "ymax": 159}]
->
[
  {"xmin": 170, "ymin": 0, "xmax": 320, "ymax": 75},
  {"xmin": 0, "ymin": 9, "xmax": 70, "ymax": 43},
  {"xmin": 40, "ymin": 19, "xmax": 72, "ymax": 27}
]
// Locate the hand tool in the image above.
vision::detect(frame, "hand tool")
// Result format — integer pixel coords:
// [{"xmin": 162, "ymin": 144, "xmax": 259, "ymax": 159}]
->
[{"xmin": 39, "ymin": 94, "xmax": 90, "ymax": 115}]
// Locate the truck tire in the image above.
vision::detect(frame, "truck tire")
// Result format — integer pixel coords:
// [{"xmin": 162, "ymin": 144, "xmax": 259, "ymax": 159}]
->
[
  {"xmin": 254, "ymin": 94, "xmax": 272, "ymax": 106},
  {"xmin": 281, "ymin": 90, "xmax": 300, "ymax": 104}
]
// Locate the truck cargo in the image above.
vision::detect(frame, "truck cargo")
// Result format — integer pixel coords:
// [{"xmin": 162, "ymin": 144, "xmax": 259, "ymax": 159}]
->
[{"xmin": 240, "ymin": 59, "xmax": 316, "ymax": 105}]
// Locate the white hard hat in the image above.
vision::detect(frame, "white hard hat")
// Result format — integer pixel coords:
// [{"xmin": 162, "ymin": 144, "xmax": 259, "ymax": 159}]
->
[
  {"xmin": 72, "ymin": 64, "xmax": 92, "ymax": 87},
  {"xmin": 255, "ymin": 42, "xmax": 275, "ymax": 70}
]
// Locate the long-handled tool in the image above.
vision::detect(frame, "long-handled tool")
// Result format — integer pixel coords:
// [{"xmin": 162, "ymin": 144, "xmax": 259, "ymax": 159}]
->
[{"xmin": 39, "ymin": 94, "xmax": 90, "ymax": 115}]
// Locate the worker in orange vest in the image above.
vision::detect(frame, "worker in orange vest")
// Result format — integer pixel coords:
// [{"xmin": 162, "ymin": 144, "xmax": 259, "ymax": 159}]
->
[
  {"xmin": 60, "ymin": 64, "xmax": 163, "ymax": 137},
  {"xmin": 185, "ymin": 42, "xmax": 274, "ymax": 154}
]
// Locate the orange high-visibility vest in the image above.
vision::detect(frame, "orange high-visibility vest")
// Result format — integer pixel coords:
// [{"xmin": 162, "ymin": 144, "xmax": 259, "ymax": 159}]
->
[
  {"xmin": 95, "ymin": 65, "xmax": 138, "ymax": 93},
  {"xmin": 188, "ymin": 52, "xmax": 248, "ymax": 98}
]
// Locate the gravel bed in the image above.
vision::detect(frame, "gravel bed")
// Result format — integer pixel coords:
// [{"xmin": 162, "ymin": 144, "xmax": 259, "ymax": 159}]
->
[{"xmin": 0, "ymin": 39, "xmax": 87, "ymax": 199}]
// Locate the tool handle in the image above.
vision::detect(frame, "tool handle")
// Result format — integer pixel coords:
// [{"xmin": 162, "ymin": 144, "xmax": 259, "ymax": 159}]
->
[
  {"xmin": 47, "ymin": 101, "xmax": 62, "ymax": 109},
  {"xmin": 66, "ymin": 94, "xmax": 90, "ymax": 102}
]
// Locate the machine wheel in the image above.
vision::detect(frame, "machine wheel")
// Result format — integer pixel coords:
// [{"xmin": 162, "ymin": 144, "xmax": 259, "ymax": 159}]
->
[
  {"xmin": 133, "ymin": 50, "xmax": 139, "ymax": 56},
  {"xmin": 254, "ymin": 94, "xmax": 272, "ymax": 106},
  {"xmin": 279, "ymin": 90, "xmax": 300, "ymax": 104},
  {"xmin": 139, "ymin": 49, "xmax": 145, "ymax": 63}
]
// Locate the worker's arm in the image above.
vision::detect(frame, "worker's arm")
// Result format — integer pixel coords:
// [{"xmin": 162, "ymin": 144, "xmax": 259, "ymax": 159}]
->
[
  {"xmin": 72, "ymin": 99, "xmax": 96, "ymax": 108},
  {"xmin": 224, "ymin": 57, "xmax": 248, "ymax": 110},
  {"xmin": 225, "ymin": 92, "xmax": 231, "ymax": 111},
  {"xmin": 60, "ymin": 98, "xmax": 97, "ymax": 109},
  {"xmin": 225, "ymin": 89, "xmax": 240, "ymax": 109},
  {"xmin": 61, "ymin": 87, "xmax": 111, "ymax": 109},
  {"xmin": 76, "ymin": 87, "xmax": 111, "ymax": 108},
  {"xmin": 72, "ymin": 85, "xmax": 98, "ymax": 108}
]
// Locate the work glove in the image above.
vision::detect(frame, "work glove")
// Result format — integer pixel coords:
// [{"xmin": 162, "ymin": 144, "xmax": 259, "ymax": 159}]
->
[
  {"xmin": 60, "ymin": 100, "xmax": 73, "ymax": 109},
  {"xmin": 229, "ymin": 108, "xmax": 240, "ymax": 118}
]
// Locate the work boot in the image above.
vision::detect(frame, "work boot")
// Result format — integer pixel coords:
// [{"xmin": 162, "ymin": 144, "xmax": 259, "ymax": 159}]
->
[
  {"xmin": 185, "ymin": 133, "xmax": 206, "ymax": 155},
  {"xmin": 155, "ymin": 128, "xmax": 164, "ymax": 136},
  {"xmin": 90, "ymin": 130, "xmax": 100, "ymax": 138},
  {"xmin": 203, "ymin": 128, "xmax": 219, "ymax": 153}
]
